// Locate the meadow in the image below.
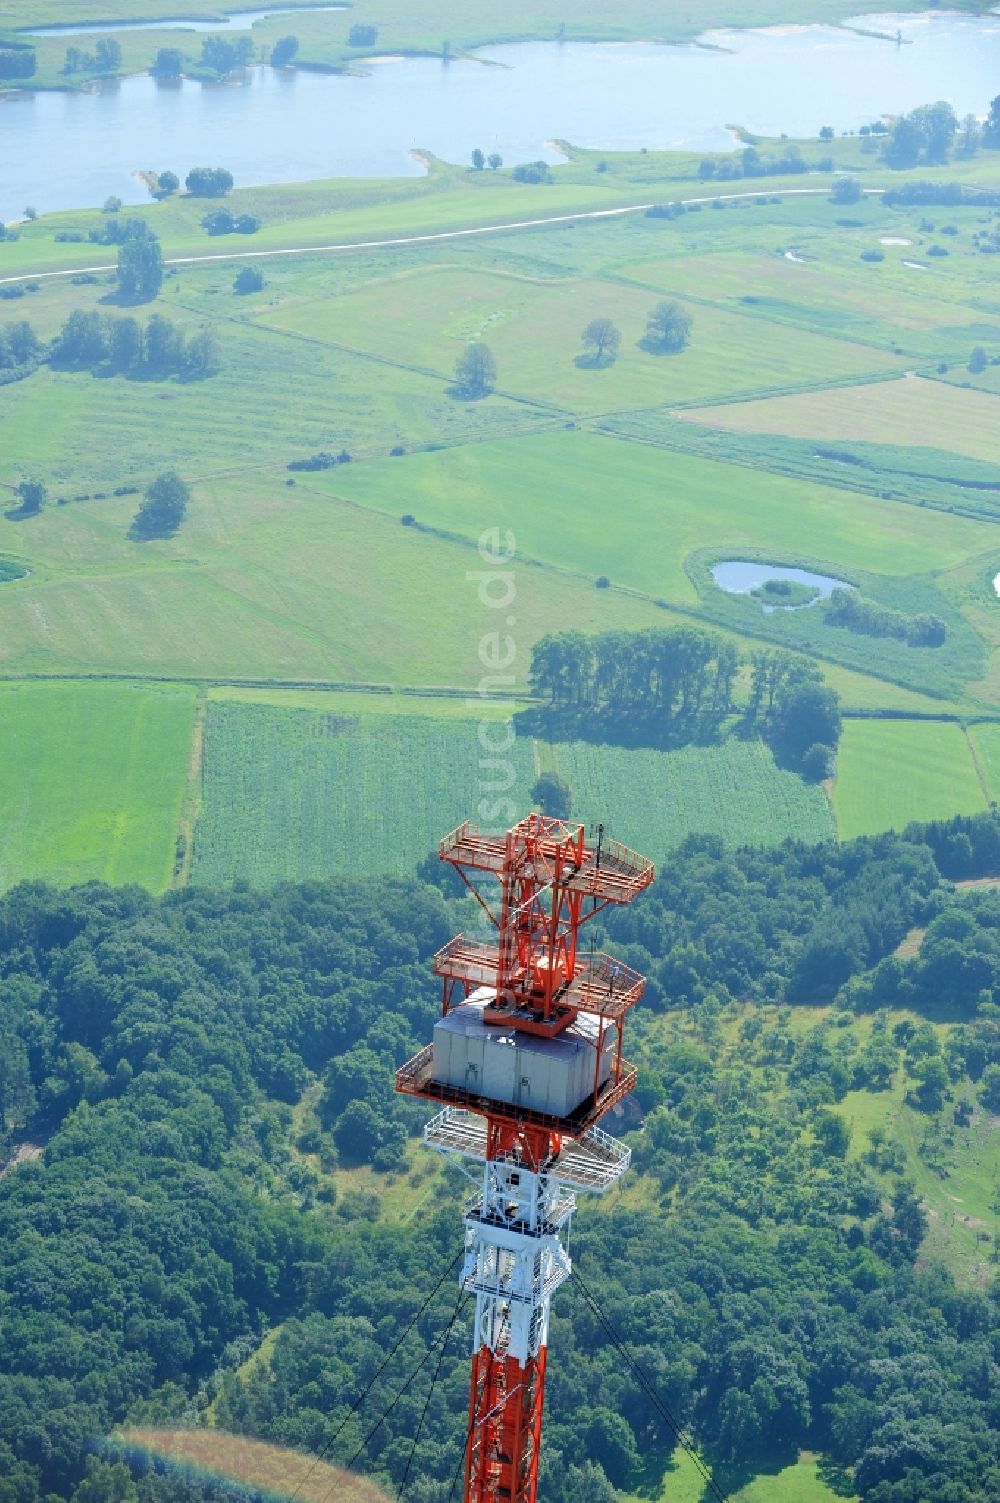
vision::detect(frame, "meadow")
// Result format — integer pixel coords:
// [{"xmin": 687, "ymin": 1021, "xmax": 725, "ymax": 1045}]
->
[
  {"xmin": 831, "ymin": 720, "xmax": 989, "ymax": 839},
  {"xmin": 117, "ymin": 1431, "xmax": 390, "ymax": 1503},
  {"xmin": 323, "ymin": 430, "xmax": 990, "ymax": 604},
  {"xmin": 2, "ymin": 133, "xmax": 1000, "ymax": 890},
  {"xmin": 259, "ymin": 264, "xmax": 905, "ymax": 414},
  {"xmin": 0, "ymin": 679, "xmax": 194, "ymax": 888}
]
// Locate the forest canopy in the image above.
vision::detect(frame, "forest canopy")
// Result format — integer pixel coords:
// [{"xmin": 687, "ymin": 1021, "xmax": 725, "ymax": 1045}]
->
[{"xmin": 0, "ymin": 815, "xmax": 998, "ymax": 1503}]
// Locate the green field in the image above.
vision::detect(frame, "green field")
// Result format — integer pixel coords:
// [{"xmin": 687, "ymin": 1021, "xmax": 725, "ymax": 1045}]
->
[
  {"xmin": 324, "ymin": 430, "xmax": 991, "ymax": 602},
  {"xmin": 191, "ymin": 701, "xmax": 538, "ymax": 883},
  {"xmin": 0, "ymin": 680, "xmax": 194, "ymax": 889},
  {"xmin": 190, "ymin": 704, "xmax": 835, "ymax": 883},
  {"xmin": 260, "ymin": 265, "xmax": 903, "ymax": 413},
  {"xmin": 968, "ymin": 721, "xmax": 1000, "ymax": 803},
  {"xmin": 832, "ymin": 720, "xmax": 988, "ymax": 839},
  {"xmin": 3, "ymin": 122, "xmax": 1000, "ymax": 889},
  {"xmin": 540, "ymin": 735, "xmax": 835, "ymax": 856}
]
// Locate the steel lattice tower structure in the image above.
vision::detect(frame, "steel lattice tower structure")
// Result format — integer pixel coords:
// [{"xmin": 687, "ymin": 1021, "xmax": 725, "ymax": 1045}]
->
[{"xmin": 396, "ymin": 813, "xmax": 654, "ymax": 1503}]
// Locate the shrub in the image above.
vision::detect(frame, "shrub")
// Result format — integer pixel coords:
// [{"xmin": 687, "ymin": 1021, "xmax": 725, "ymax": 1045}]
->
[
  {"xmin": 831, "ymin": 176, "xmax": 862, "ymax": 204},
  {"xmin": 802, "ymin": 743, "xmax": 835, "ymax": 781},
  {"xmin": 288, "ymin": 452, "xmax": 336, "ymax": 472},
  {"xmin": 511, "ymin": 161, "xmax": 552, "ymax": 184},
  {"xmin": 860, "ymin": 248, "xmax": 885, "ymax": 262},
  {"xmin": 531, "ymin": 771, "xmax": 572, "ymax": 819},
  {"xmin": 185, "ymin": 167, "xmax": 234, "ymax": 197},
  {"xmin": 348, "ymin": 23, "xmax": 378, "ymax": 46},
  {"xmin": 233, "ymin": 265, "xmax": 265, "ymax": 294}
]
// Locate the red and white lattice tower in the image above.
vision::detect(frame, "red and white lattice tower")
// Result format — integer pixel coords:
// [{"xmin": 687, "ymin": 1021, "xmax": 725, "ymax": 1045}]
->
[{"xmin": 396, "ymin": 813, "xmax": 654, "ymax": 1503}]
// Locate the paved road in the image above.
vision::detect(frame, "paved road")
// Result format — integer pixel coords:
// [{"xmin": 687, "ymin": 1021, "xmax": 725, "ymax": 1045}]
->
[{"xmin": 0, "ymin": 186, "xmax": 885, "ymax": 285}]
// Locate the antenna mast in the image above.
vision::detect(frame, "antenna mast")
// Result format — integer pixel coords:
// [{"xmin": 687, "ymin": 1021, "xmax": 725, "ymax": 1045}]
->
[{"xmin": 396, "ymin": 812, "xmax": 654, "ymax": 1503}]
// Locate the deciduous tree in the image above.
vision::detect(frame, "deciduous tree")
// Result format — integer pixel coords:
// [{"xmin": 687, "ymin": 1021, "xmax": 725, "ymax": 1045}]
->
[
  {"xmin": 581, "ymin": 317, "xmax": 621, "ymax": 365},
  {"xmin": 643, "ymin": 299, "xmax": 692, "ymax": 353},
  {"xmin": 116, "ymin": 234, "xmax": 163, "ymax": 302},
  {"xmin": 454, "ymin": 341, "xmax": 496, "ymax": 397},
  {"xmin": 131, "ymin": 470, "xmax": 190, "ymax": 539}
]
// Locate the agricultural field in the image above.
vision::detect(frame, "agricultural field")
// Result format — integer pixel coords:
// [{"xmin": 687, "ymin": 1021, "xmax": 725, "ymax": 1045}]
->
[
  {"xmin": 0, "ymin": 472, "xmax": 676, "ymax": 684},
  {"xmin": 682, "ymin": 373, "xmax": 1000, "ymax": 464},
  {"xmin": 2, "ymin": 137, "xmax": 1000, "ymax": 890},
  {"xmin": 831, "ymin": 720, "xmax": 988, "ymax": 840},
  {"xmin": 0, "ymin": 680, "xmax": 194, "ymax": 889},
  {"xmin": 190, "ymin": 702, "xmax": 834, "ymax": 884},
  {"xmin": 538, "ymin": 735, "xmax": 835, "ymax": 856},
  {"xmin": 190, "ymin": 702, "xmax": 538, "ymax": 883}
]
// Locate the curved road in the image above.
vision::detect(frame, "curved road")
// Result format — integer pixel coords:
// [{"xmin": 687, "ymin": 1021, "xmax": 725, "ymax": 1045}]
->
[{"xmin": 0, "ymin": 186, "xmax": 886, "ymax": 285}]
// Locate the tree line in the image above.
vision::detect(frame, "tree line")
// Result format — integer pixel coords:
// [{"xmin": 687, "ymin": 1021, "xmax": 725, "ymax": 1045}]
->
[
  {"xmin": 0, "ymin": 44, "xmax": 36, "ymax": 78},
  {"xmin": 528, "ymin": 627, "xmax": 842, "ymax": 774},
  {"xmin": 881, "ymin": 96, "xmax": 1000, "ymax": 169},
  {"xmin": 51, "ymin": 309, "xmax": 219, "ymax": 378},
  {"xmin": 825, "ymin": 587, "xmax": 947, "ymax": 647}
]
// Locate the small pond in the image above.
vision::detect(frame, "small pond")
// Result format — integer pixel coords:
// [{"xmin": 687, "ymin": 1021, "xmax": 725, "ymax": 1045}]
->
[
  {"xmin": 711, "ymin": 560, "xmax": 851, "ymax": 612},
  {"xmin": 27, "ymin": 6, "xmax": 346, "ymax": 36}
]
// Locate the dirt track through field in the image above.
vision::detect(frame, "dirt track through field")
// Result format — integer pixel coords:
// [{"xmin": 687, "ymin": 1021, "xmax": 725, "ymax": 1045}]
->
[{"xmin": 0, "ymin": 187, "xmax": 886, "ymax": 286}]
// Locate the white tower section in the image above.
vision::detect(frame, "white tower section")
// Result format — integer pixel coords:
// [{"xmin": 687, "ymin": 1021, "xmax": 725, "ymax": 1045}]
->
[{"xmin": 425, "ymin": 1109, "xmax": 633, "ymax": 1365}]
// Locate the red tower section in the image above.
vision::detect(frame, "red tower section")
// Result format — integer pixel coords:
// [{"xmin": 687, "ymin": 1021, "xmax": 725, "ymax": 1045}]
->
[{"xmin": 397, "ymin": 814, "xmax": 654, "ymax": 1503}]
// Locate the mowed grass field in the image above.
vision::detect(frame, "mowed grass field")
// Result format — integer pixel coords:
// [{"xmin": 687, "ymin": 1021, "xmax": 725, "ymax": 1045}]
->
[
  {"xmin": 831, "ymin": 720, "xmax": 988, "ymax": 840},
  {"xmin": 324, "ymin": 429, "xmax": 993, "ymax": 604},
  {"xmin": 682, "ymin": 374, "xmax": 1000, "ymax": 463},
  {"xmin": 0, "ymin": 474, "xmax": 677, "ymax": 683},
  {"xmin": 0, "ymin": 681, "xmax": 194, "ymax": 889},
  {"xmin": 540, "ymin": 736, "xmax": 834, "ymax": 856},
  {"xmin": 259, "ymin": 266, "xmax": 903, "ymax": 414}
]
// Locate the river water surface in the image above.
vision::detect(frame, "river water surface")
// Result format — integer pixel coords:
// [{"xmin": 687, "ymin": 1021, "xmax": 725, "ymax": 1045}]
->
[{"xmin": 2, "ymin": 10, "xmax": 999, "ymax": 220}]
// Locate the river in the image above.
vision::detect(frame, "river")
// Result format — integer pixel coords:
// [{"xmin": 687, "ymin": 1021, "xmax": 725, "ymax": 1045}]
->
[{"xmin": 2, "ymin": 10, "xmax": 999, "ymax": 221}]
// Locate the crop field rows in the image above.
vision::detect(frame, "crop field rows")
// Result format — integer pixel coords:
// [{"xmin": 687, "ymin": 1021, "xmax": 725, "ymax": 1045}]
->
[{"xmin": 7, "ymin": 679, "xmax": 996, "ymax": 894}]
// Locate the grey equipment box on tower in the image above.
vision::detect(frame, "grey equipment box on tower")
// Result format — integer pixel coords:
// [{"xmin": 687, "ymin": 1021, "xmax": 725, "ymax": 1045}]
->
[{"xmin": 430, "ymin": 988, "xmax": 616, "ymax": 1118}]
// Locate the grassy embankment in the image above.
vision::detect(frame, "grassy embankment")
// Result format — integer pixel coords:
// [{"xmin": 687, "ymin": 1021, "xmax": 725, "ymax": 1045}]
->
[{"xmin": 2, "ymin": 140, "xmax": 1000, "ymax": 884}]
